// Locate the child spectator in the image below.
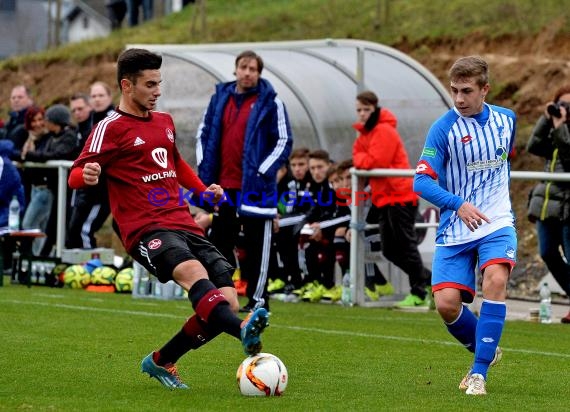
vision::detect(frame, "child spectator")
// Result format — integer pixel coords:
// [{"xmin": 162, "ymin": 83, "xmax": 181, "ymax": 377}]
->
[
  {"xmin": 269, "ymin": 147, "xmax": 313, "ymax": 296},
  {"xmin": 296, "ymin": 149, "xmax": 338, "ymax": 301}
]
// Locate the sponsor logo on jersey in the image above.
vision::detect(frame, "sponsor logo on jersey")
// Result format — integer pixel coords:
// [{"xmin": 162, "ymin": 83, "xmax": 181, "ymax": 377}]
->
[
  {"xmin": 466, "ymin": 147, "xmax": 508, "ymax": 171},
  {"xmin": 142, "ymin": 169, "xmax": 177, "ymax": 182},
  {"xmin": 422, "ymin": 147, "xmax": 437, "ymax": 157},
  {"xmin": 147, "ymin": 239, "xmax": 162, "ymax": 250},
  {"xmin": 134, "ymin": 136, "xmax": 145, "ymax": 146},
  {"xmin": 466, "ymin": 158, "xmax": 505, "ymax": 171},
  {"xmin": 415, "ymin": 160, "xmax": 438, "ymax": 179},
  {"xmin": 152, "ymin": 147, "xmax": 168, "ymax": 168},
  {"xmin": 461, "ymin": 135, "xmax": 473, "ymax": 144},
  {"xmin": 166, "ymin": 128, "xmax": 174, "ymax": 143}
]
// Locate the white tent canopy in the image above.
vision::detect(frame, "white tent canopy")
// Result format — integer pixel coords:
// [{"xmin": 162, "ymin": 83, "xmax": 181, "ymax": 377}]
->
[{"xmin": 129, "ymin": 39, "xmax": 452, "ymax": 165}]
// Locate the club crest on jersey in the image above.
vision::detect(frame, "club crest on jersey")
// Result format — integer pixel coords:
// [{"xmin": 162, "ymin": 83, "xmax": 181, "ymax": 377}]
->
[
  {"xmin": 506, "ymin": 246, "xmax": 516, "ymax": 259},
  {"xmin": 495, "ymin": 146, "xmax": 508, "ymax": 160},
  {"xmin": 152, "ymin": 148, "xmax": 168, "ymax": 169},
  {"xmin": 147, "ymin": 239, "xmax": 162, "ymax": 250},
  {"xmin": 166, "ymin": 128, "xmax": 174, "ymax": 143},
  {"xmin": 461, "ymin": 135, "xmax": 473, "ymax": 144}
]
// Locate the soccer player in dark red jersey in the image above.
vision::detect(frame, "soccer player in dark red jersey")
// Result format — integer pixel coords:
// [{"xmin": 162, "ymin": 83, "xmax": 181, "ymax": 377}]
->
[{"xmin": 68, "ymin": 48, "xmax": 269, "ymax": 390}]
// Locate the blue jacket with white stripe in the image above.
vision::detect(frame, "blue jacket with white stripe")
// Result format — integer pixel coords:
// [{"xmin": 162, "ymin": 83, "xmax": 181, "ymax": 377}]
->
[{"xmin": 196, "ymin": 78, "xmax": 293, "ymax": 218}]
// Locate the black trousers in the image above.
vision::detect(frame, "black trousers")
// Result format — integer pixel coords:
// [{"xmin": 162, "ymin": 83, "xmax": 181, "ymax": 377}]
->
[
  {"xmin": 66, "ymin": 189, "xmax": 111, "ymax": 249},
  {"xmin": 377, "ymin": 203, "xmax": 430, "ymax": 298},
  {"xmin": 304, "ymin": 234, "xmax": 336, "ymax": 289},
  {"xmin": 208, "ymin": 189, "xmax": 272, "ymax": 309},
  {"xmin": 273, "ymin": 225, "xmax": 303, "ymax": 288}
]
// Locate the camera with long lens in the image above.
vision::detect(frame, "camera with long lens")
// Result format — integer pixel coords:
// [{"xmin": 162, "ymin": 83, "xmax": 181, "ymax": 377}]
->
[{"xmin": 546, "ymin": 101, "xmax": 570, "ymax": 120}]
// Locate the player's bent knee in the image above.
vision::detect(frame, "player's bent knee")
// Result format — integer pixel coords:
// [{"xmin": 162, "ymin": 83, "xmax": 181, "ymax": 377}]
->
[
  {"xmin": 434, "ymin": 292, "xmax": 462, "ymax": 322},
  {"xmin": 172, "ymin": 260, "xmax": 209, "ymax": 291}
]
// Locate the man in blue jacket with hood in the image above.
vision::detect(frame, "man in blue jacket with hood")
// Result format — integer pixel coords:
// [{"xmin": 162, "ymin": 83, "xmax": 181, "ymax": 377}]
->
[
  {"xmin": 0, "ymin": 140, "xmax": 25, "ymax": 228},
  {"xmin": 1, "ymin": 139, "xmax": 26, "ymax": 274},
  {"xmin": 196, "ymin": 50, "xmax": 293, "ymax": 312}
]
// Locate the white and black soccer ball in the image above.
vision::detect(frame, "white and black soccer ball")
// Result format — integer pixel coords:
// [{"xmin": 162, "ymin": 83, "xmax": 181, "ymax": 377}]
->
[{"xmin": 236, "ymin": 353, "xmax": 288, "ymax": 396}]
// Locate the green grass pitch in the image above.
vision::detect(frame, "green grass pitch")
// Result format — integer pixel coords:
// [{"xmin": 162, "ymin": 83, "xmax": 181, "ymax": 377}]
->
[{"xmin": 1, "ymin": 282, "xmax": 568, "ymax": 411}]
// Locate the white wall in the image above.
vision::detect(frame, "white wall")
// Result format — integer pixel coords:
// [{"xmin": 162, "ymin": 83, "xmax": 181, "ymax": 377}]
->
[{"xmin": 67, "ymin": 14, "xmax": 109, "ymax": 43}]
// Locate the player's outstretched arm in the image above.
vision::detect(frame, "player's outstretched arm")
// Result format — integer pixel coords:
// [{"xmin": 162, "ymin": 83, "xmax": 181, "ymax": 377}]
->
[{"xmin": 68, "ymin": 162, "xmax": 101, "ymax": 189}]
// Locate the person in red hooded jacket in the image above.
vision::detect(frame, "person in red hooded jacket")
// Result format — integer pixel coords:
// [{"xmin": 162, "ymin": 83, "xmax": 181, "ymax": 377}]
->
[{"xmin": 352, "ymin": 90, "xmax": 431, "ymax": 308}]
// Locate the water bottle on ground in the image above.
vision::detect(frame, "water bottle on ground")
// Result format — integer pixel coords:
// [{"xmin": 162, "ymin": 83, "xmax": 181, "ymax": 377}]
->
[
  {"xmin": 539, "ymin": 282, "xmax": 552, "ymax": 324},
  {"xmin": 8, "ymin": 196, "xmax": 20, "ymax": 231},
  {"xmin": 341, "ymin": 271, "xmax": 352, "ymax": 307}
]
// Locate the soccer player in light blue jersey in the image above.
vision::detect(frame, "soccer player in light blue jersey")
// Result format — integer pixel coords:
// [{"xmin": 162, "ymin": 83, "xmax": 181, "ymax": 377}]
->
[{"xmin": 413, "ymin": 56, "xmax": 517, "ymax": 395}]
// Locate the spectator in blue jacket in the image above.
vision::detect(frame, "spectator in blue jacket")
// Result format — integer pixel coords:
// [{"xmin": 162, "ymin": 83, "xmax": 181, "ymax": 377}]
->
[
  {"xmin": 0, "ymin": 139, "xmax": 25, "ymax": 272},
  {"xmin": 0, "ymin": 140, "xmax": 25, "ymax": 227},
  {"xmin": 196, "ymin": 50, "xmax": 293, "ymax": 313}
]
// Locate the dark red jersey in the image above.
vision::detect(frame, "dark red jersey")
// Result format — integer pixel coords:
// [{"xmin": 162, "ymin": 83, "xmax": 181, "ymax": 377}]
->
[{"xmin": 71, "ymin": 109, "xmax": 205, "ymax": 253}]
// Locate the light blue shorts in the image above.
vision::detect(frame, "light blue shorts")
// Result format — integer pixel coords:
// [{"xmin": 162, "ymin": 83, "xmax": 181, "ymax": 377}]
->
[{"xmin": 432, "ymin": 226, "xmax": 517, "ymax": 303}]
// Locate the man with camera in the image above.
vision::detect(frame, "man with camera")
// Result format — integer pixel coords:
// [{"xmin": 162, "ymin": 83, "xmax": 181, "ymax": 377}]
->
[{"xmin": 527, "ymin": 85, "xmax": 570, "ymax": 324}]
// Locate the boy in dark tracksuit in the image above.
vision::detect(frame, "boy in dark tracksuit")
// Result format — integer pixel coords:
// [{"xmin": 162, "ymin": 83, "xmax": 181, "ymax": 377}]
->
[{"xmin": 271, "ymin": 148, "xmax": 313, "ymax": 293}]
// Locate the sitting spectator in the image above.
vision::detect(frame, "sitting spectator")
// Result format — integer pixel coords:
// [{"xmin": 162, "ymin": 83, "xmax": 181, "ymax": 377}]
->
[
  {"xmin": 294, "ymin": 149, "xmax": 338, "ymax": 301},
  {"xmin": 21, "ymin": 104, "xmax": 77, "ymax": 256},
  {"xmin": 269, "ymin": 147, "xmax": 314, "ymax": 295},
  {"xmin": 332, "ymin": 159, "xmax": 394, "ymax": 301}
]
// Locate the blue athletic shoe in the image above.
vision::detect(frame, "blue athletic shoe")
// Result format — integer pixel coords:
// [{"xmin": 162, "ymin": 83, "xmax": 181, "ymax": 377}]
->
[
  {"xmin": 141, "ymin": 352, "xmax": 189, "ymax": 390},
  {"xmin": 241, "ymin": 308, "xmax": 269, "ymax": 355}
]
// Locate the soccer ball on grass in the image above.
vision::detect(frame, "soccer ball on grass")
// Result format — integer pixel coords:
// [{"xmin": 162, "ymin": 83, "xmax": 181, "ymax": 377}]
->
[
  {"xmin": 236, "ymin": 353, "xmax": 288, "ymax": 396},
  {"xmin": 63, "ymin": 264, "xmax": 90, "ymax": 288},
  {"xmin": 91, "ymin": 266, "xmax": 117, "ymax": 285},
  {"xmin": 115, "ymin": 267, "xmax": 134, "ymax": 292}
]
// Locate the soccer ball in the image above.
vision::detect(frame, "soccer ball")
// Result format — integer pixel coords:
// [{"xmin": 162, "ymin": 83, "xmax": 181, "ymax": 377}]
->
[
  {"xmin": 63, "ymin": 264, "xmax": 90, "ymax": 289},
  {"xmin": 236, "ymin": 353, "xmax": 288, "ymax": 396},
  {"xmin": 91, "ymin": 266, "xmax": 117, "ymax": 285},
  {"xmin": 115, "ymin": 267, "xmax": 134, "ymax": 292}
]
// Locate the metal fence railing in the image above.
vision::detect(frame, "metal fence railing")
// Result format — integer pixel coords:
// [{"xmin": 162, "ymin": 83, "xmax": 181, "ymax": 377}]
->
[
  {"xmin": 18, "ymin": 161, "xmax": 570, "ymax": 306},
  {"xmin": 349, "ymin": 168, "xmax": 570, "ymax": 307},
  {"xmin": 19, "ymin": 160, "xmax": 74, "ymax": 258}
]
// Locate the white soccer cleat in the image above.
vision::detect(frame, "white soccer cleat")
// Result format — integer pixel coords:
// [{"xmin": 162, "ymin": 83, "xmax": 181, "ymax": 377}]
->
[
  {"xmin": 459, "ymin": 346, "xmax": 502, "ymax": 391},
  {"xmin": 458, "ymin": 372, "xmax": 472, "ymax": 391},
  {"xmin": 465, "ymin": 373, "xmax": 486, "ymax": 395},
  {"xmin": 490, "ymin": 346, "xmax": 502, "ymax": 366}
]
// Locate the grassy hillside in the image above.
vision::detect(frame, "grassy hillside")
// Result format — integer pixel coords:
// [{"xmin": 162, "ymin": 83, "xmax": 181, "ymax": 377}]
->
[
  {"xmin": 1, "ymin": 0, "xmax": 567, "ymax": 289},
  {"xmin": 1, "ymin": 0, "xmax": 567, "ymax": 68}
]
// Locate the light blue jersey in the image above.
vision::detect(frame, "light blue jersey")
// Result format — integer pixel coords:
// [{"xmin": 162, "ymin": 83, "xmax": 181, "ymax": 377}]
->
[{"xmin": 414, "ymin": 103, "xmax": 516, "ymax": 245}]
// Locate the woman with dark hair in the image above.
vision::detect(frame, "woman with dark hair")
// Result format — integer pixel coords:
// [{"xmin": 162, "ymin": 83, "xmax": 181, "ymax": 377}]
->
[
  {"xmin": 21, "ymin": 104, "xmax": 77, "ymax": 255},
  {"xmin": 21, "ymin": 106, "xmax": 48, "ymax": 158}
]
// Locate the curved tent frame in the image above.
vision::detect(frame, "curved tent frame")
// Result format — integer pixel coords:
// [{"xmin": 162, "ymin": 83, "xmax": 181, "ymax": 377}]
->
[{"xmin": 128, "ymin": 39, "xmax": 452, "ymax": 164}]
